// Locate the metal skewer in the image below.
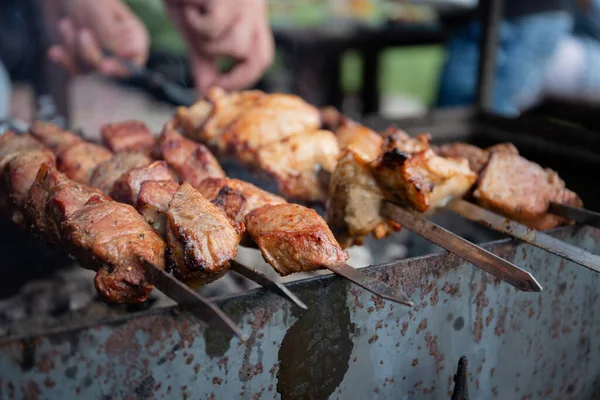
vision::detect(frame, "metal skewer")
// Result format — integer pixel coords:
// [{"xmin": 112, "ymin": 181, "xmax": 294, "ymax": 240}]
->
[
  {"xmin": 447, "ymin": 199, "xmax": 600, "ymax": 273},
  {"xmin": 142, "ymin": 259, "xmax": 247, "ymax": 340},
  {"xmin": 230, "ymin": 260, "xmax": 307, "ymax": 310},
  {"xmin": 382, "ymin": 202, "xmax": 542, "ymax": 292},
  {"xmin": 326, "ymin": 262, "xmax": 414, "ymax": 306},
  {"xmin": 549, "ymin": 202, "xmax": 600, "ymax": 229}
]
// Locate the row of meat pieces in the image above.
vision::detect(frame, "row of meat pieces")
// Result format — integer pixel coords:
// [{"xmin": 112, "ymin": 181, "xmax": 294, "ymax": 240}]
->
[
  {"xmin": 173, "ymin": 89, "xmax": 582, "ymax": 248},
  {"xmin": 0, "ymin": 121, "xmax": 348, "ymax": 304}
]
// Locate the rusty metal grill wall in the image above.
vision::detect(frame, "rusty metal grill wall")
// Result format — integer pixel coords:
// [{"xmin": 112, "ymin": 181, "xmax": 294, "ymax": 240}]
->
[{"xmin": 1, "ymin": 227, "xmax": 599, "ymax": 399}]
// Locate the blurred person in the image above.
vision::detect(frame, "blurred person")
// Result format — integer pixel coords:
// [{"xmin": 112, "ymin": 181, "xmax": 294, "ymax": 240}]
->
[
  {"xmin": 47, "ymin": 0, "xmax": 275, "ymax": 95},
  {"xmin": 437, "ymin": 0, "xmax": 580, "ymax": 116}
]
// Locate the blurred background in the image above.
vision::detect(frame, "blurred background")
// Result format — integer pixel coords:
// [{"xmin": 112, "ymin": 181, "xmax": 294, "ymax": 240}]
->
[{"xmin": 3, "ymin": 0, "xmax": 479, "ymax": 133}]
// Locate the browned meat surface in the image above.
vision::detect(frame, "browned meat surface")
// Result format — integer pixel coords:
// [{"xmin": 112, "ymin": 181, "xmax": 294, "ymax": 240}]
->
[
  {"xmin": 196, "ymin": 177, "xmax": 285, "ymax": 223},
  {"xmin": 101, "ymin": 120, "xmax": 156, "ymax": 155},
  {"xmin": 136, "ymin": 180, "xmax": 179, "ymax": 237},
  {"xmin": 435, "ymin": 142, "xmax": 518, "ymax": 174},
  {"xmin": 176, "ymin": 87, "xmax": 264, "ymax": 148},
  {"xmin": 24, "ymin": 165, "xmax": 110, "ymax": 244},
  {"xmin": 30, "ymin": 121, "xmax": 82, "ymax": 154},
  {"xmin": 219, "ymin": 93, "xmax": 321, "ymax": 164},
  {"xmin": 159, "ymin": 123, "xmax": 225, "ymax": 188},
  {"xmin": 4, "ymin": 149, "xmax": 55, "ymax": 225},
  {"xmin": 372, "ymin": 133, "xmax": 478, "ymax": 212},
  {"xmin": 335, "ymin": 121, "xmax": 383, "ymax": 162},
  {"xmin": 474, "ymin": 152, "xmax": 583, "ymax": 230},
  {"xmin": 89, "ymin": 152, "xmax": 151, "ymax": 194},
  {"xmin": 0, "ymin": 134, "xmax": 46, "ymax": 171},
  {"xmin": 111, "ymin": 160, "xmax": 177, "ymax": 205},
  {"xmin": 327, "ymin": 149, "xmax": 400, "ymax": 248},
  {"xmin": 255, "ymin": 129, "xmax": 340, "ymax": 202},
  {"xmin": 56, "ymin": 141, "xmax": 112, "ymax": 184},
  {"xmin": 166, "ymin": 183, "xmax": 242, "ymax": 287},
  {"xmin": 320, "ymin": 106, "xmax": 345, "ymax": 131},
  {"xmin": 65, "ymin": 201, "xmax": 166, "ymax": 303},
  {"xmin": 245, "ymin": 203, "xmax": 348, "ymax": 276}
]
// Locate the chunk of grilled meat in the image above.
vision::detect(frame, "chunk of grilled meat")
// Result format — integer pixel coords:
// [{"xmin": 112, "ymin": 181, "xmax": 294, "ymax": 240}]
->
[
  {"xmin": 56, "ymin": 141, "xmax": 112, "ymax": 184},
  {"xmin": 372, "ymin": 133, "xmax": 478, "ymax": 212},
  {"xmin": 255, "ymin": 129, "xmax": 340, "ymax": 202},
  {"xmin": 101, "ymin": 120, "xmax": 156, "ymax": 155},
  {"xmin": 218, "ymin": 93, "xmax": 321, "ymax": 164},
  {"xmin": 166, "ymin": 182, "xmax": 242, "ymax": 287},
  {"xmin": 24, "ymin": 164, "xmax": 110, "ymax": 244},
  {"xmin": 30, "ymin": 121, "xmax": 82, "ymax": 154},
  {"xmin": 196, "ymin": 177, "xmax": 286, "ymax": 223},
  {"xmin": 245, "ymin": 203, "xmax": 349, "ymax": 276},
  {"xmin": 4, "ymin": 149, "xmax": 55, "ymax": 225},
  {"xmin": 474, "ymin": 152, "xmax": 583, "ymax": 230},
  {"xmin": 136, "ymin": 180, "xmax": 180, "ymax": 237},
  {"xmin": 327, "ymin": 149, "xmax": 400, "ymax": 248},
  {"xmin": 176, "ymin": 87, "xmax": 264, "ymax": 149},
  {"xmin": 334, "ymin": 120, "xmax": 383, "ymax": 162},
  {"xmin": 111, "ymin": 160, "xmax": 177, "ymax": 205},
  {"xmin": 159, "ymin": 123, "xmax": 225, "ymax": 188},
  {"xmin": 64, "ymin": 201, "xmax": 166, "ymax": 303},
  {"xmin": 89, "ymin": 152, "xmax": 151, "ymax": 195},
  {"xmin": 0, "ymin": 133, "xmax": 50, "ymax": 216},
  {"xmin": 435, "ymin": 142, "xmax": 519, "ymax": 174}
]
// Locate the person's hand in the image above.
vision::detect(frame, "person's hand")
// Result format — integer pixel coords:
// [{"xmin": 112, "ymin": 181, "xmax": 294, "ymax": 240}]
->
[
  {"xmin": 48, "ymin": 0, "xmax": 150, "ymax": 77},
  {"xmin": 165, "ymin": 0, "xmax": 275, "ymax": 94}
]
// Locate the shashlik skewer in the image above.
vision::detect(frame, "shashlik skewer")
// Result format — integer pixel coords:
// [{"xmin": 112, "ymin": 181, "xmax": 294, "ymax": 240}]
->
[
  {"xmin": 175, "ymin": 91, "xmax": 542, "ymax": 291},
  {"xmin": 548, "ymin": 202, "xmax": 600, "ymax": 229},
  {"xmin": 28, "ymin": 121, "xmax": 308, "ymax": 309},
  {"xmin": 33, "ymin": 120, "xmax": 411, "ymax": 306}
]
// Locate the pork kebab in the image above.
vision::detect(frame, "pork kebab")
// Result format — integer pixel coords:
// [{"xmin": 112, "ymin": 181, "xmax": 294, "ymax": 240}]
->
[{"xmin": 26, "ymin": 121, "xmax": 411, "ymax": 305}]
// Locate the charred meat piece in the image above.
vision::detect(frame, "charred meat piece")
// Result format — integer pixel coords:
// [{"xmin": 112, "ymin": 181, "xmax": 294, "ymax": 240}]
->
[
  {"xmin": 166, "ymin": 182, "xmax": 242, "ymax": 287},
  {"xmin": 435, "ymin": 142, "xmax": 518, "ymax": 174},
  {"xmin": 136, "ymin": 180, "xmax": 179, "ymax": 237},
  {"xmin": 372, "ymin": 133, "xmax": 477, "ymax": 213},
  {"xmin": 327, "ymin": 149, "xmax": 400, "ymax": 248},
  {"xmin": 474, "ymin": 152, "xmax": 583, "ymax": 230},
  {"xmin": 255, "ymin": 129, "xmax": 340, "ymax": 202},
  {"xmin": 56, "ymin": 141, "xmax": 112, "ymax": 184},
  {"xmin": 111, "ymin": 160, "xmax": 177, "ymax": 205},
  {"xmin": 65, "ymin": 201, "xmax": 166, "ymax": 304},
  {"xmin": 30, "ymin": 121, "xmax": 82, "ymax": 154},
  {"xmin": 334, "ymin": 120, "xmax": 383, "ymax": 162},
  {"xmin": 4, "ymin": 149, "xmax": 55, "ymax": 225},
  {"xmin": 176, "ymin": 87, "xmax": 264, "ymax": 148},
  {"xmin": 101, "ymin": 120, "xmax": 156, "ymax": 155},
  {"xmin": 89, "ymin": 152, "xmax": 151, "ymax": 195},
  {"xmin": 158, "ymin": 123, "xmax": 225, "ymax": 188},
  {"xmin": 196, "ymin": 177, "xmax": 286, "ymax": 223},
  {"xmin": 24, "ymin": 165, "xmax": 110, "ymax": 244},
  {"xmin": 245, "ymin": 203, "xmax": 348, "ymax": 276},
  {"xmin": 219, "ymin": 93, "xmax": 321, "ymax": 164}
]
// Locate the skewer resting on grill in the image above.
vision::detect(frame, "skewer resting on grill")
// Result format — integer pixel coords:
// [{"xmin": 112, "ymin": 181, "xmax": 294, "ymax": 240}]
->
[
  {"xmin": 31, "ymin": 120, "xmax": 413, "ymax": 306},
  {"xmin": 175, "ymin": 93, "xmax": 543, "ymax": 291},
  {"xmin": 28, "ymin": 121, "xmax": 308, "ymax": 310}
]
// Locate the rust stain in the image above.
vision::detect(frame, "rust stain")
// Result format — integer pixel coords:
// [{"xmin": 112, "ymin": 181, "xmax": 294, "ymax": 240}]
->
[
  {"xmin": 401, "ymin": 322, "xmax": 409, "ymax": 336},
  {"xmin": 368, "ymin": 335, "xmax": 379, "ymax": 344},
  {"xmin": 485, "ymin": 308, "xmax": 495, "ymax": 327},
  {"xmin": 212, "ymin": 377, "xmax": 223, "ymax": 386},
  {"xmin": 424, "ymin": 333, "xmax": 444, "ymax": 373},
  {"xmin": 416, "ymin": 319, "xmax": 428, "ymax": 334},
  {"xmin": 473, "ymin": 278, "xmax": 489, "ymax": 342},
  {"xmin": 495, "ymin": 307, "xmax": 508, "ymax": 336},
  {"xmin": 412, "ymin": 358, "xmax": 418, "ymax": 367}
]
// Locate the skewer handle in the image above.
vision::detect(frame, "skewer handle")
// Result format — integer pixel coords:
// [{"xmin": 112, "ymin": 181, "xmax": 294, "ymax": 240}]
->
[
  {"xmin": 447, "ymin": 199, "xmax": 600, "ymax": 274},
  {"xmin": 230, "ymin": 261, "xmax": 308, "ymax": 310},
  {"xmin": 382, "ymin": 202, "xmax": 542, "ymax": 292},
  {"xmin": 326, "ymin": 263, "xmax": 413, "ymax": 307},
  {"xmin": 142, "ymin": 259, "xmax": 247, "ymax": 341},
  {"xmin": 549, "ymin": 202, "xmax": 600, "ymax": 229}
]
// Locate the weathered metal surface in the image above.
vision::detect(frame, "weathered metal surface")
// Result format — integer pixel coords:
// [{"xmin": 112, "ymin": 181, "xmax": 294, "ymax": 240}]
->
[{"xmin": 1, "ymin": 226, "xmax": 599, "ymax": 399}]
